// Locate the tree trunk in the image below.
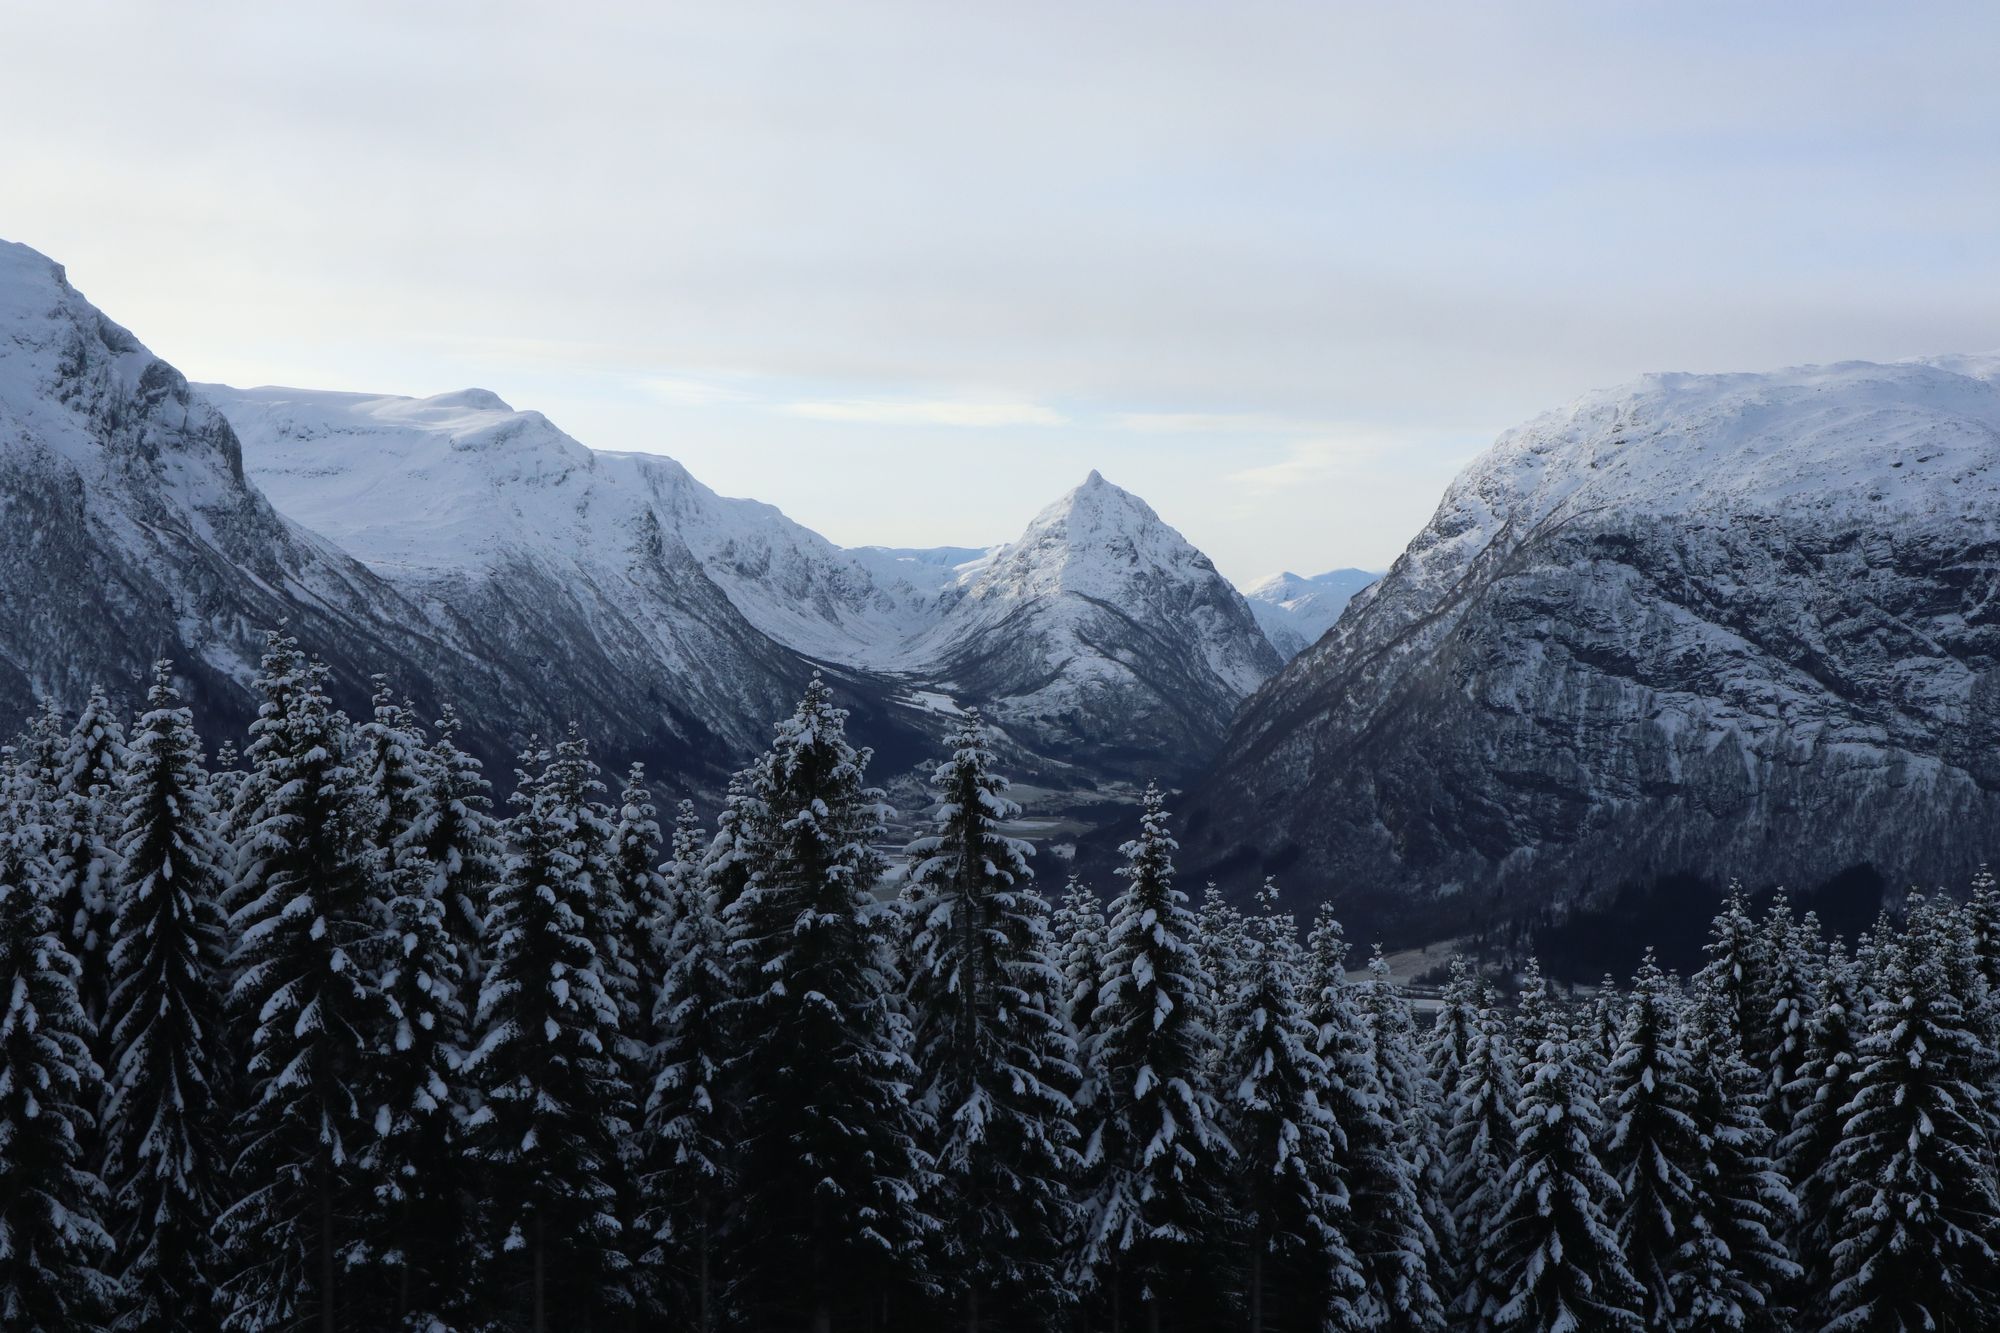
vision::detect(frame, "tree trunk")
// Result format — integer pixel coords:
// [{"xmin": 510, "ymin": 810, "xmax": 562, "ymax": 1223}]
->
[
  {"xmin": 319, "ymin": 1152, "xmax": 336, "ymax": 1333},
  {"xmin": 810, "ymin": 1192, "xmax": 832, "ymax": 1333},
  {"xmin": 533, "ymin": 1210, "xmax": 547, "ymax": 1333},
  {"xmin": 698, "ymin": 1203, "xmax": 712, "ymax": 1333},
  {"xmin": 1110, "ymin": 1267, "xmax": 1123, "ymax": 1333},
  {"xmin": 966, "ymin": 1283, "xmax": 980, "ymax": 1333},
  {"xmin": 1146, "ymin": 1294, "xmax": 1162, "ymax": 1333},
  {"xmin": 397, "ymin": 1194, "xmax": 413, "ymax": 1319},
  {"xmin": 1249, "ymin": 1247, "xmax": 1262, "ymax": 1333}
]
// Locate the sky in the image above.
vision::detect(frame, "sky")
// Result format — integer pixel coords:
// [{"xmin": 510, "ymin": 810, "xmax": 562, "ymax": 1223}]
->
[{"xmin": 5, "ymin": 2, "xmax": 1999, "ymax": 584}]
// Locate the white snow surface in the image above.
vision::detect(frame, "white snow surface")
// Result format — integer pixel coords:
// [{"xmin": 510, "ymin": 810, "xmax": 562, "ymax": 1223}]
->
[
  {"xmin": 204, "ymin": 383, "xmax": 952, "ymax": 668},
  {"xmin": 1404, "ymin": 356, "xmax": 2000, "ymax": 594}
]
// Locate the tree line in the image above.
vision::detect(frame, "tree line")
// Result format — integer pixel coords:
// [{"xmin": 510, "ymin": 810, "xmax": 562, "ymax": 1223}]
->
[{"xmin": 4, "ymin": 630, "xmax": 2000, "ymax": 1331}]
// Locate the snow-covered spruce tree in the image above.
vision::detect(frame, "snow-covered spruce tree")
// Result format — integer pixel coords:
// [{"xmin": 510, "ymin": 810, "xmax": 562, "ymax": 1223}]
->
[
  {"xmin": 901, "ymin": 712, "xmax": 1078, "ymax": 1330},
  {"xmin": 642, "ymin": 801, "xmax": 731, "ymax": 1332},
  {"xmin": 53, "ymin": 684, "xmax": 128, "ymax": 1033},
  {"xmin": 354, "ymin": 682, "xmax": 473, "ymax": 1324},
  {"xmin": 1195, "ymin": 879, "xmax": 1250, "ymax": 1051},
  {"xmin": 1080, "ymin": 784, "xmax": 1236, "ymax": 1330},
  {"xmin": 99, "ymin": 661, "xmax": 231, "ymax": 1331},
  {"xmin": 1756, "ymin": 893, "xmax": 1818, "ymax": 1135},
  {"xmin": 1600, "ymin": 950, "xmax": 1704, "ymax": 1328},
  {"xmin": 466, "ymin": 736, "xmax": 633, "ymax": 1330},
  {"xmin": 1051, "ymin": 874, "xmax": 1107, "ymax": 1051},
  {"xmin": 1442, "ymin": 982, "xmax": 1520, "ymax": 1331},
  {"xmin": 19, "ymin": 694, "xmax": 69, "ymax": 799},
  {"xmin": 1424, "ymin": 958, "xmax": 1478, "ymax": 1117},
  {"xmin": 1821, "ymin": 896, "xmax": 2000, "ymax": 1330},
  {"xmin": 1967, "ymin": 864, "xmax": 2000, "ymax": 996},
  {"xmin": 207, "ymin": 739, "xmax": 244, "ymax": 820},
  {"xmin": 717, "ymin": 678, "xmax": 934, "ymax": 1329},
  {"xmin": 1777, "ymin": 937, "xmax": 1860, "ymax": 1318},
  {"xmin": 603, "ymin": 762, "xmax": 669, "ymax": 1086},
  {"xmin": 216, "ymin": 634, "xmax": 391, "ymax": 1332},
  {"xmin": 1224, "ymin": 881, "xmax": 1364, "ymax": 1333},
  {"xmin": 1357, "ymin": 945, "xmax": 1451, "ymax": 1313},
  {"xmin": 415, "ymin": 703, "xmax": 502, "ymax": 1004},
  {"xmin": 1695, "ymin": 885, "xmax": 1770, "ymax": 1072},
  {"xmin": 0, "ymin": 753, "xmax": 117, "ymax": 1327},
  {"xmin": 1480, "ymin": 962, "xmax": 1644, "ymax": 1333},
  {"xmin": 1304, "ymin": 904, "xmax": 1445, "ymax": 1332},
  {"xmin": 353, "ymin": 678, "xmax": 429, "ymax": 857},
  {"xmin": 1050, "ymin": 871, "xmax": 1107, "ymax": 1276},
  {"xmin": 1423, "ymin": 954, "xmax": 1484, "ymax": 1301},
  {"xmin": 1674, "ymin": 977, "xmax": 1797, "ymax": 1333},
  {"xmin": 1578, "ymin": 975, "xmax": 1622, "ymax": 1098},
  {"xmin": 1510, "ymin": 956, "xmax": 1560, "ymax": 1055},
  {"xmin": 597, "ymin": 763, "xmax": 671, "ymax": 1313}
]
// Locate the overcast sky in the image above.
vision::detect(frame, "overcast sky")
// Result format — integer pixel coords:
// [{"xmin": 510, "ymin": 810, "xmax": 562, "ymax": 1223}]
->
[{"xmin": 5, "ymin": 2, "xmax": 1998, "ymax": 583}]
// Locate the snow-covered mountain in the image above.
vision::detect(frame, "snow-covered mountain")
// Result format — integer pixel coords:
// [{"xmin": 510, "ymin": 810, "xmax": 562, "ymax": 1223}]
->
[
  {"xmin": 211, "ymin": 379, "xmax": 1281, "ymax": 791},
  {"xmin": 203, "ymin": 385, "xmax": 960, "ymax": 669},
  {"xmin": 0, "ymin": 240, "xmax": 838, "ymax": 783},
  {"xmin": 1242, "ymin": 568, "xmax": 1379, "ymax": 658},
  {"xmin": 905, "ymin": 471, "xmax": 1284, "ymax": 778},
  {"xmin": 1184, "ymin": 356, "xmax": 2000, "ymax": 936}
]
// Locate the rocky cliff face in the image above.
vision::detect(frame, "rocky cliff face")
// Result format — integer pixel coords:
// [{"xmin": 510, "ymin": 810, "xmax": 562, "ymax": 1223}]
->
[{"xmin": 1183, "ymin": 358, "xmax": 2000, "ymax": 935}]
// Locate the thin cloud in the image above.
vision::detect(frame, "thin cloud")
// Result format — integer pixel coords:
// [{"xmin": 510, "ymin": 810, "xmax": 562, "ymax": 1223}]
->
[
  {"xmin": 1113, "ymin": 411, "xmax": 1333, "ymax": 435},
  {"xmin": 1228, "ymin": 435, "xmax": 1397, "ymax": 493},
  {"xmin": 640, "ymin": 375, "xmax": 753, "ymax": 406},
  {"xmin": 782, "ymin": 399, "xmax": 1067, "ymax": 428}
]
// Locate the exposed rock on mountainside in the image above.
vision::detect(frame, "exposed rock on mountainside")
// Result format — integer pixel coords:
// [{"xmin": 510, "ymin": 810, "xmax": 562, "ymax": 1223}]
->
[{"xmin": 1184, "ymin": 358, "xmax": 2000, "ymax": 936}]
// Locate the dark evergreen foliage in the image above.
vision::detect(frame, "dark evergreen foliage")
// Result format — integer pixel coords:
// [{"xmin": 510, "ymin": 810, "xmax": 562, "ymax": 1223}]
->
[
  {"xmin": 465, "ymin": 736, "xmax": 633, "ymax": 1329},
  {"xmin": 216, "ymin": 634, "xmax": 389, "ymax": 1332},
  {"xmin": 100, "ymin": 663, "xmax": 231, "ymax": 1332},
  {"xmin": 900, "ymin": 713, "xmax": 1078, "ymax": 1328},
  {"xmin": 716, "ymin": 678, "xmax": 934, "ymax": 1329},
  {"xmin": 17, "ymin": 638, "xmax": 2000, "ymax": 1333}
]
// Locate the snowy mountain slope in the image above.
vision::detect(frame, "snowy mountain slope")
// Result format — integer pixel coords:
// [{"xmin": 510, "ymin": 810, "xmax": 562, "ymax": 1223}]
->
[
  {"xmin": 204, "ymin": 385, "xmax": 950, "ymax": 669},
  {"xmin": 1183, "ymin": 356, "xmax": 2000, "ymax": 937},
  {"xmin": 0, "ymin": 239, "xmax": 426, "ymax": 735},
  {"xmin": 1243, "ymin": 568, "xmax": 1379, "ymax": 658},
  {"xmin": 904, "ymin": 470, "xmax": 1284, "ymax": 776},
  {"xmin": 0, "ymin": 239, "xmax": 830, "ymax": 782}
]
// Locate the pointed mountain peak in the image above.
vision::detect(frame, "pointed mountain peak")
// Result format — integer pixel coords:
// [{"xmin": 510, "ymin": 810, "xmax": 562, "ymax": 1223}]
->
[{"xmin": 1035, "ymin": 468, "xmax": 1158, "ymax": 533}]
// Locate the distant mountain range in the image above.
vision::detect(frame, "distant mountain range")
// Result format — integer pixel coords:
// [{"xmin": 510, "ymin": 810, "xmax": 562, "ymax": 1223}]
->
[
  {"xmin": 1242, "ymin": 568, "xmax": 1379, "ymax": 658},
  {"xmin": 0, "ymin": 239, "xmax": 1289, "ymax": 820},
  {"xmin": 14, "ymin": 235, "xmax": 1996, "ymax": 952}
]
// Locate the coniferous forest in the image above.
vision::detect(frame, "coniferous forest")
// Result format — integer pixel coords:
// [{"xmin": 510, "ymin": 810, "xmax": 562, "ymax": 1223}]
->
[{"xmin": 10, "ymin": 632, "xmax": 2000, "ymax": 1333}]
